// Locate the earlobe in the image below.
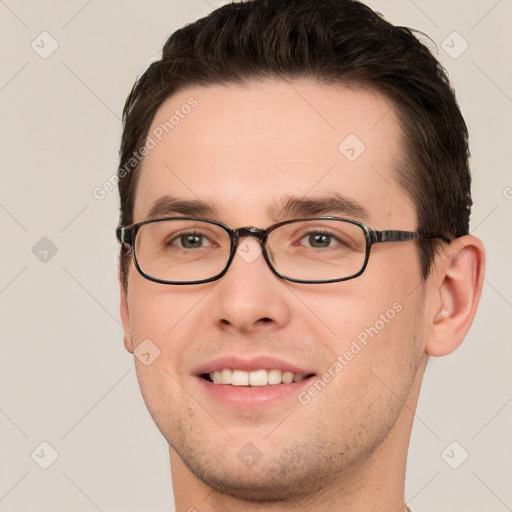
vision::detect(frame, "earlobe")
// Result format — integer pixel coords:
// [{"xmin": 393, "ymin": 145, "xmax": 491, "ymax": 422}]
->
[
  {"xmin": 120, "ymin": 289, "xmax": 134, "ymax": 354},
  {"xmin": 425, "ymin": 235, "xmax": 485, "ymax": 357},
  {"xmin": 118, "ymin": 263, "xmax": 134, "ymax": 354}
]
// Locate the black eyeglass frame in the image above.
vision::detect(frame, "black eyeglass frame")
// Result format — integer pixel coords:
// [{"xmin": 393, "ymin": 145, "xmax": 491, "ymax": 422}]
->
[{"xmin": 116, "ymin": 216, "xmax": 451, "ymax": 285}]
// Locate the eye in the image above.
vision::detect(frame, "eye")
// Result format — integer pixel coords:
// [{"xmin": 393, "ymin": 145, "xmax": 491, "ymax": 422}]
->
[
  {"xmin": 168, "ymin": 232, "xmax": 214, "ymax": 249},
  {"xmin": 299, "ymin": 231, "xmax": 345, "ymax": 248}
]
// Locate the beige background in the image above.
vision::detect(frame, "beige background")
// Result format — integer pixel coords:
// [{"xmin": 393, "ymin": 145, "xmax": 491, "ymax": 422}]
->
[{"xmin": 0, "ymin": 1, "xmax": 511, "ymax": 511}]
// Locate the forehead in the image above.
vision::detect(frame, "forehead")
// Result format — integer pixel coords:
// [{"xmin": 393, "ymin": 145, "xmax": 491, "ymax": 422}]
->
[{"xmin": 133, "ymin": 80, "xmax": 414, "ymax": 228}]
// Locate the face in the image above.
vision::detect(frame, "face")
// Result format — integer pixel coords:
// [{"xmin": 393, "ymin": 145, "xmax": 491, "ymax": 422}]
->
[{"xmin": 121, "ymin": 80, "xmax": 429, "ymax": 500}]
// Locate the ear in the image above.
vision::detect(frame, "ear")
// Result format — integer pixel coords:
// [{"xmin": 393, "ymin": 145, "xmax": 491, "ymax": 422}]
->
[
  {"xmin": 118, "ymin": 260, "xmax": 134, "ymax": 354},
  {"xmin": 425, "ymin": 235, "xmax": 485, "ymax": 357}
]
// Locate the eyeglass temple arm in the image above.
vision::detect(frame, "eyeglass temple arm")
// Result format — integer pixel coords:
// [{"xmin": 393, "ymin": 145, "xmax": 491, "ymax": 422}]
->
[
  {"xmin": 116, "ymin": 226, "xmax": 131, "ymax": 245},
  {"xmin": 373, "ymin": 230, "xmax": 451, "ymax": 244}
]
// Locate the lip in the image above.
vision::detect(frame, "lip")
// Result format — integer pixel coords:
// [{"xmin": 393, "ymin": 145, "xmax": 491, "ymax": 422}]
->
[
  {"xmin": 195, "ymin": 374, "xmax": 314, "ymax": 409},
  {"xmin": 193, "ymin": 355, "xmax": 316, "ymax": 409},
  {"xmin": 194, "ymin": 355, "xmax": 315, "ymax": 376}
]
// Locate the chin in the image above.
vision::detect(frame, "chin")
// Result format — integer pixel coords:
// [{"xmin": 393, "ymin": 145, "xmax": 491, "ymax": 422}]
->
[
  {"xmin": 184, "ymin": 457, "xmax": 326, "ymax": 503},
  {"xmin": 169, "ymin": 423, "xmax": 353, "ymax": 503}
]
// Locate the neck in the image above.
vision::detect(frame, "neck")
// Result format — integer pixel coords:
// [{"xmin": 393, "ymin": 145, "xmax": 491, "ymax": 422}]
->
[{"xmin": 170, "ymin": 359, "xmax": 427, "ymax": 512}]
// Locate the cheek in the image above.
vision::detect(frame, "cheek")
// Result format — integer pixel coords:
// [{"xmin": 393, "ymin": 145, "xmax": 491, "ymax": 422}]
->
[
  {"xmin": 300, "ymin": 248, "xmax": 425, "ymax": 386},
  {"xmin": 296, "ymin": 274, "xmax": 414, "ymax": 352},
  {"xmin": 305, "ymin": 295, "xmax": 424, "ymax": 429},
  {"xmin": 127, "ymin": 278, "xmax": 204, "ymax": 347},
  {"xmin": 126, "ymin": 291, "xmax": 190, "ymax": 436},
  {"xmin": 125, "ymin": 282, "xmax": 187, "ymax": 402},
  {"xmin": 320, "ymin": 294, "xmax": 420, "ymax": 373}
]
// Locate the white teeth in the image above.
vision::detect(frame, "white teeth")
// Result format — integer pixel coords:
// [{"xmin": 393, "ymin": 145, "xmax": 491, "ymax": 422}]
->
[
  {"xmin": 207, "ymin": 369, "xmax": 308, "ymax": 386},
  {"xmin": 267, "ymin": 369, "xmax": 282, "ymax": 385},
  {"xmin": 249, "ymin": 369, "xmax": 267, "ymax": 386},
  {"xmin": 231, "ymin": 370, "xmax": 249, "ymax": 386},
  {"xmin": 221, "ymin": 368, "xmax": 232, "ymax": 384},
  {"xmin": 281, "ymin": 371, "xmax": 294, "ymax": 384}
]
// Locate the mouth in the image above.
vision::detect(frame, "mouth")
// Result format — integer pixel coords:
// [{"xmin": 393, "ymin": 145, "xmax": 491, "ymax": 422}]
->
[
  {"xmin": 193, "ymin": 356, "xmax": 316, "ymax": 408},
  {"xmin": 201, "ymin": 368, "xmax": 315, "ymax": 386}
]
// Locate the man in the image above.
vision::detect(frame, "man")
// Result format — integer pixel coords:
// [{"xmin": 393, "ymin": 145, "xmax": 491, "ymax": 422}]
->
[{"xmin": 116, "ymin": 1, "xmax": 485, "ymax": 510}]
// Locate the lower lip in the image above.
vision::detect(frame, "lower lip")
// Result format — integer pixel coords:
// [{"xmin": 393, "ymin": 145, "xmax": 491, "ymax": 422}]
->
[{"xmin": 195, "ymin": 376, "xmax": 314, "ymax": 409}]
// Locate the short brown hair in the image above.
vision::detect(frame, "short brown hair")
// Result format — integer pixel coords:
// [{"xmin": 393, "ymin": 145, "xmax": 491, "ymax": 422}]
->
[{"xmin": 117, "ymin": 0, "xmax": 471, "ymax": 290}]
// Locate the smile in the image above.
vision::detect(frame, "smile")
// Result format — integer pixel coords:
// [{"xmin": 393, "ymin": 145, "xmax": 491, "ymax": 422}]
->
[{"xmin": 204, "ymin": 368, "xmax": 311, "ymax": 386}]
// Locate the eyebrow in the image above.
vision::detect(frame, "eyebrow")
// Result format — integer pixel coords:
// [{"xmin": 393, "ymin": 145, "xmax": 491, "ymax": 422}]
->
[
  {"xmin": 146, "ymin": 193, "xmax": 369, "ymax": 223},
  {"xmin": 266, "ymin": 193, "xmax": 369, "ymax": 222},
  {"xmin": 147, "ymin": 196, "xmax": 220, "ymax": 219}
]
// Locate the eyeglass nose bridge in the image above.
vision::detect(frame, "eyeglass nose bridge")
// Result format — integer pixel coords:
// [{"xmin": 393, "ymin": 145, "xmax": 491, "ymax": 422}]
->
[
  {"xmin": 228, "ymin": 225, "xmax": 279, "ymax": 278},
  {"xmin": 232, "ymin": 226, "xmax": 267, "ymax": 246}
]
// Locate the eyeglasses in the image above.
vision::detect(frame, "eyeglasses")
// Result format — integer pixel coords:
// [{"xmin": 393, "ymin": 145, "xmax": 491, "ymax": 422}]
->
[{"xmin": 116, "ymin": 217, "xmax": 451, "ymax": 285}]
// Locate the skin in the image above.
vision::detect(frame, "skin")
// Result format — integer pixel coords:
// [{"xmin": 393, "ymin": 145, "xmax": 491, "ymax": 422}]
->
[{"xmin": 119, "ymin": 80, "xmax": 485, "ymax": 511}]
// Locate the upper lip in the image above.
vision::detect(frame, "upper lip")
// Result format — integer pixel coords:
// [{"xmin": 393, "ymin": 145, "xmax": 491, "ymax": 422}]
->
[{"xmin": 194, "ymin": 355, "xmax": 315, "ymax": 376}]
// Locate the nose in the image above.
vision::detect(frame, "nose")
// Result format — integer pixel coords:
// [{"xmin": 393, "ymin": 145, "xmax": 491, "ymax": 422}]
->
[{"xmin": 208, "ymin": 233, "xmax": 292, "ymax": 334}]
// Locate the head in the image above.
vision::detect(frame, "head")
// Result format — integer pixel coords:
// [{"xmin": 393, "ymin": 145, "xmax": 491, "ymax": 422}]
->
[
  {"xmin": 116, "ymin": 0, "xmax": 484, "ymax": 504},
  {"xmin": 118, "ymin": 0, "xmax": 472, "ymax": 292}
]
